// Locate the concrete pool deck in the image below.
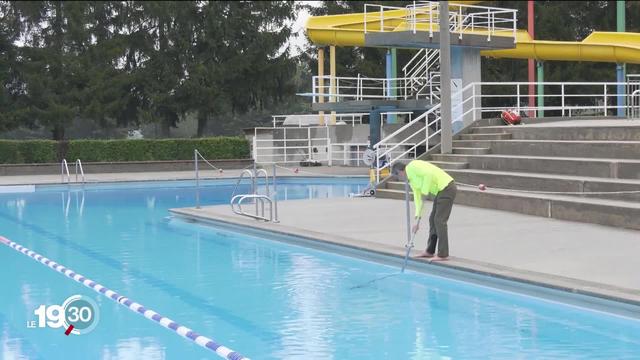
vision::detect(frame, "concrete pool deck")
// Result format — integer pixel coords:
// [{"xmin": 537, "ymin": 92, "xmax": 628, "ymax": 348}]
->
[
  {"xmin": 0, "ymin": 166, "xmax": 367, "ymax": 186},
  {"xmin": 171, "ymin": 196, "xmax": 640, "ymax": 305}
]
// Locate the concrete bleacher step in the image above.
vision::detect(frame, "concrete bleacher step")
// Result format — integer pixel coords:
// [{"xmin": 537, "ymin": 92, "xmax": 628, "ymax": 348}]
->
[
  {"xmin": 452, "ymin": 139, "xmax": 640, "ymax": 159},
  {"xmin": 458, "ymin": 132, "xmax": 512, "ymax": 140},
  {"xmin": 471, "ymin": 123, "xmax": 640, "ymax": 141},
  {"xmin": 444, "ymin": 169, "xmax": 640, "ymax": 202},
  {"xmin": 376, "ymin": 185, "xmax": 640, "ymax": 230},
  {"xmin": 452, "ymin": 147, "xmax": 491, "ymax": 155},
  {"xmin": 429, "ymin": 153, "xmax": 640, "ymax": 179},
  {"xmin": 428, "ymin": 161, "xmax": 469, "ymax": 170}
]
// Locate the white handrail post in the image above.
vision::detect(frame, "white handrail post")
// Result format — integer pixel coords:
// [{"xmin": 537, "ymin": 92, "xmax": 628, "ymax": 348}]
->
[
  {"xmin": 283, "ymin": 128, "xmax": 287, "ymax": 163},
  {"xmin": 512, "ymin": 10, "xmax": 516, "ymax": 43},
  {"xmin": 516, "ymin": 84, "xmax": 521, "ymax": 114},
  {"xmin": 429, "ymin": 2, "xmax": 433, "ymax": 38},
  {"xmin": 458, "ymin": 5, "xmax": 463, "ymax": 40},
  {"xmin": 561, "ymin": 84, "xmax": 565, "ymax": 116},
  {"xmin": 194, "ymin": 149, "xmax": 200, "ymax": 209},
  {"xmin": 252, "ymin": 160, "xmax": 258, "ymax": 216},
  {"xmin": 604, "ymin": 84, "xmax": 608, "ymax": 116},
  {"xmin": 327, "ymin": 129, "xmax": 332, "ymax": 166},
  {"xmin": 273, "ymin": 163, "xmax": 278, "ymax": 223},
  {"xmin": 307, "ymin": 127, "xmax": 312, "ymax": 161},
  {"xmin": 412, "ymin": 1, "xmax": 417, "ymax": 34},
  {"xmin": 375, "ymin": 148, "xmax": 380, "ymax": 184}
]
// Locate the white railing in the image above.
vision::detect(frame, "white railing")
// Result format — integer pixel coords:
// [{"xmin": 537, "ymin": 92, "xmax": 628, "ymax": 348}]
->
[
  {"xmin": 372, "ymin": 81, "xmax": 640, "ymax": 184},
  {"xmin": 253, "ymin": 126, "xmax": 331, "ymax": 165},
  {"xmin": 373, "ymin": 104, "xmax": 442, "ymax": 183},
  {"xmin": 402, "ymin": 49, "xmax": 440, "ymax": 80},
  {"xmin": 271, "ymin": 113, "xmax": 367, "ymax": 127},
  {"xmin": 312, "ymin": 75, "xmax": 430, "ymax": 102},
  {"xmin": 629, "ymin": 89, "xmax": 640, "ymax": 119},
  {"xmin": 364, "ymin": 2, "xmax": 518, "ymax": 43},
  {"xmin": 460, "ymin": 82, "xmax": 637, "ymax": 120},
  {"xmin": 627, "ymin": 74, "xmax": 640, "ymax": 119},
  {"xmin": 330, "ymin": 143, "xmax": 418, "ymax": 167}
]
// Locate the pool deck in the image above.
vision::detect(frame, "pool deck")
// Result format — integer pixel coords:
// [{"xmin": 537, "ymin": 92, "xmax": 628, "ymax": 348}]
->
[
  {"xmin": 171, "ymin": 196, "xmax": 640, "ymax": 305},
  {"xmin": 0, "ymin": 166, "xmax": 367, "ymax": 186}
]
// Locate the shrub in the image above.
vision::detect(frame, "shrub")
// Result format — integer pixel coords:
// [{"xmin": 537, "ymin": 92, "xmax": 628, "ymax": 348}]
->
[{"xmin": 0, "ymin": 137, "xmax": 249, "ymax": 164}]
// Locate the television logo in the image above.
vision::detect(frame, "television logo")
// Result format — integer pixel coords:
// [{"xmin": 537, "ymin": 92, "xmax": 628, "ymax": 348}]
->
[{"xmin": 27, "ymin": 295, "xmax": 100, "ymax": 335}]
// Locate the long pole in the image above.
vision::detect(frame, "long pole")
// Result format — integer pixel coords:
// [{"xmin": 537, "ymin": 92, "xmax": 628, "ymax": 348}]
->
[
  {"xmin": 439, "ymin": 1, "xmax": 452, "ymax": 154},
  {"xmin": 404, "ymin": 178, "xmax": 411, "ymax": 249},
  {"xmin": 527, "ymin": 0, "xmax": 535, "ymax": 117}
]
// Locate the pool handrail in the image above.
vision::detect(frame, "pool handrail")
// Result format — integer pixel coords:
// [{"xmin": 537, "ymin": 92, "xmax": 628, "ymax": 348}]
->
[
  {"xmin": 61, "ymin": 159, "xmax": 70, "ymax": 184},
  {"xmin": 230, "ymin": 194, "xmax": 274, "ymax": 222}
]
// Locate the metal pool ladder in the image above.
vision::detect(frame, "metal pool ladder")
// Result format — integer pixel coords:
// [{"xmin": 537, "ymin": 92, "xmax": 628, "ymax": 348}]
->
[
  {"xmin": 61, "ymin": 159, "xmax": 86, "ymax": 184},
  {"xmin": 193, "ymin": 149, "xmax": 279, "ymax": 222},
  {"xmin": 229, "ymin": 165, "xmax": 279, "ymax": 222}
]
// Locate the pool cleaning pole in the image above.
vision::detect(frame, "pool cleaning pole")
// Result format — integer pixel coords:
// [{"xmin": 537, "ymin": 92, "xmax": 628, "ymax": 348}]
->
[{"xmin": 402, "ymin": 178, "xmax": 411, "ymax": 272}]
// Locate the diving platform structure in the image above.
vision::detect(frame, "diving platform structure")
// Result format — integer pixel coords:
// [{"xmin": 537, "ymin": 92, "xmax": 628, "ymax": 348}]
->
[{"xmin": 250, "ymin": 1, "xmax": 640, "ymax": 177}]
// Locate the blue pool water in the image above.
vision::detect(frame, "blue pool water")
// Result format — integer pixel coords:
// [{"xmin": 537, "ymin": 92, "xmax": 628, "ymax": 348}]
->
[{"xmin": 1, "ymin": 177, "xmax": 639, "ymax": 359}]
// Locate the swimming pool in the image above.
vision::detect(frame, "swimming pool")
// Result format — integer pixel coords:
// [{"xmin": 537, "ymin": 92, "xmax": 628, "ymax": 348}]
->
[{"xmin": 1, "ymin": 177, "xmax": 639, "ymax": 359}]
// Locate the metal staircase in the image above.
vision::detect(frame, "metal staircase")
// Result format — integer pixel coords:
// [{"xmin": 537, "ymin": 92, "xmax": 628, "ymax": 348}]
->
[{"xmin": 402, "ymin": 48, "xmax": 441, "ymax": 103}]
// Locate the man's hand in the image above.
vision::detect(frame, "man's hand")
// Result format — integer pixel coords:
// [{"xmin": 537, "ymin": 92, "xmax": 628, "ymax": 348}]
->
[{"xmin": 412, "ymin": 223, "xmax": 420, "ymax": 234}]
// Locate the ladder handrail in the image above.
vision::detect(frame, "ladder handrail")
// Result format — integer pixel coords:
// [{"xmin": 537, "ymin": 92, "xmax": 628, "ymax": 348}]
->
[
  {"xmin": 231, "ymin": 169, "xmax": 257, "ymax": 201},
  {"xmin": 230, "ymin": 194, "xmax": 273, "ymax": 222},
  {"xmin": 61, "ymin": 159, "xmax": 70, "ymax": 184},
  {"xmin": 75, "ymin": 159, "xmax": 85, "ymax": 183}
]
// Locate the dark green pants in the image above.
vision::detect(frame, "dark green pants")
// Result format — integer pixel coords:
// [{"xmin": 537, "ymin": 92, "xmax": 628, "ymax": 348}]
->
[{"xmin": 426, "ymin": 182, "xmax": 457, "ymax": 257}]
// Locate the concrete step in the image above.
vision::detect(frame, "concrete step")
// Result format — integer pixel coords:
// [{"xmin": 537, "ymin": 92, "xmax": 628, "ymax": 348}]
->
[
  {"xmin": 375, "ymin": 186, "xmax": 640, "ymax": 230},
  {"xmin": 445, "ymin": 169, "xmax": 640, "ymax": 202},
  {"xmin": 452, "ymin": 139, "xmax": 640, "ymax": 159},
  {"xmin": 429, "ymin": 154, "xmax": 640, "ymax": 179},
  {"xmin": 472, "ymin": 124, "xmax": 640, "ymax": 141},
  {"xmin": 458, "ymin": 133, "xmax": 512, "ymax": 140},
  {"xmin": 452, "ymin": 147, "xmax": 491, "ymax": 155},
  {"xmin": 471, "ymin": 116, "xmax": 618, "ymax": 128},
  {"xmin": 428, "ymin": 161, "xmax": 469, "ymax": 170}
]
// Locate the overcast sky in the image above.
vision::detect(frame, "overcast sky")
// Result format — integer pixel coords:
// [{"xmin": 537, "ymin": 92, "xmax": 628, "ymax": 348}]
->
[{"xmin": 289, "ymin": 1, "xmax": 322, "ymax": 56}]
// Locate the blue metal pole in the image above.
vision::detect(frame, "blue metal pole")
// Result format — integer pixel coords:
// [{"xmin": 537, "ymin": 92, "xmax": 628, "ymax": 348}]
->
[
  {"xmin": 617, "ymin": 64, "xmax": 625, "ymax": 117},
  {"xmin": 616, "ymin": 0, "xmax": 626, "ymax": 117}
]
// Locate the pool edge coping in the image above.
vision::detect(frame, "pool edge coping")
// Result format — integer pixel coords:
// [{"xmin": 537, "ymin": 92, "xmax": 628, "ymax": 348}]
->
[{"xmin": 169, "ymin": 206, "xmax": 640, "ymax": 320}]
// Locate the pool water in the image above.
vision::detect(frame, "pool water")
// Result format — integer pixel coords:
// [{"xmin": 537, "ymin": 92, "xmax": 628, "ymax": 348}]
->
[{"xmin": 1, "ymin": 178, "xmax": 639, "ymax": 359}]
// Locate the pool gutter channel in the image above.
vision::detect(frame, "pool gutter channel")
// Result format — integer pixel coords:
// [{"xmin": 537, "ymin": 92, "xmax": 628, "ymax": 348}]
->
[{"xmin": 170, "ymin": 207, "xmax": 640, "ymax": 321}]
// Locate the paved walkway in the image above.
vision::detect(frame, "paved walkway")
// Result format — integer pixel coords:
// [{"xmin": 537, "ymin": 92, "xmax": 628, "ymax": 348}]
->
[
  {"xmin": 172, "ymin": 196, "xmax": 640, "ymax": 304},
  {"xmin": 0, "ymin": 166, "xmax": 368, "ymax": 186}
]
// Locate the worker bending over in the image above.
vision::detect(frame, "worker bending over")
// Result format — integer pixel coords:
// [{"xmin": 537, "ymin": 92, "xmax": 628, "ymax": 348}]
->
[{"xmin": 392, "ymin": 160, "xmax": 457, "ymax": 261}]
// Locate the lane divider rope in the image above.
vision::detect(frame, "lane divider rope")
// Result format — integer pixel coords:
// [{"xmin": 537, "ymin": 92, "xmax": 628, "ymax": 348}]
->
[{"xmin": 0, "ymin": 235, "xmax": 249, "ymax": 360}]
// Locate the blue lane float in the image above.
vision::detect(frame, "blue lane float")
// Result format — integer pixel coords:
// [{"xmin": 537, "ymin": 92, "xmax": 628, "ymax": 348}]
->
[{"xmin": 0, "ymin": 235, "xmax": 250, "ymax": 360}]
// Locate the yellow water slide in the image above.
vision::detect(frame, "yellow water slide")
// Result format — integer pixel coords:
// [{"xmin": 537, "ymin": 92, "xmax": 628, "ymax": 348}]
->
[
  {"xmin": 306, "ymin": 7, "xmax": 640, "ymax": 64},
  {"xmin": 483, "ymin": 31, "xmax": 640, "ymax": 64}
]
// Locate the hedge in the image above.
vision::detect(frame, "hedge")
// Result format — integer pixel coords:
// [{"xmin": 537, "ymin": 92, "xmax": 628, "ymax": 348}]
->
[{"xmin": 0, "ymin": 137, "xmax": 249, "ymax": 164}]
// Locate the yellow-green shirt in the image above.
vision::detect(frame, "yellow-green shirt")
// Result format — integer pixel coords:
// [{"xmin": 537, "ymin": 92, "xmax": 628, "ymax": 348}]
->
[{"xmin": 406, "ymin": 160, "xmax": 454, "ymax": 217}]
